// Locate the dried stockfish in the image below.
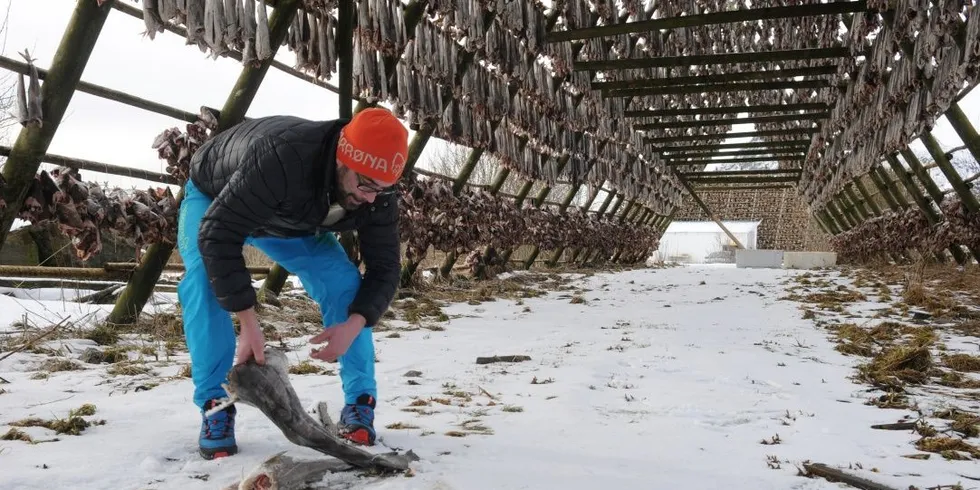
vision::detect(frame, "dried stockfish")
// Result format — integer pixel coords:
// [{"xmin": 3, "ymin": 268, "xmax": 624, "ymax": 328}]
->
[
  {"xmin": 160, "ymin": 0, "xmax": 178, "ymax": 23},
  {"xmin": 17, "ymin": 49, "xmax": 41, "ymax": 128},
  {"xmin": 256, "ymin": 0, "xmax": 272, "ymax": 60},
  {"xmin": 223, "ymin": 0, "xmax": 240, "ymax": 48},
  {"xmin": 15, "ymin": 65, "xmax": 28, "ymax": 127},
  {"xmin": 142, "ymin": 0, "xmax": 166, "ymax": 40},
  {"xmin": 241, "ymin": 0, "xmax": 258, "ymax": 65},
  {"xmin": 203, "ymin": 0, "xmax": 227, "ymax": 58}
]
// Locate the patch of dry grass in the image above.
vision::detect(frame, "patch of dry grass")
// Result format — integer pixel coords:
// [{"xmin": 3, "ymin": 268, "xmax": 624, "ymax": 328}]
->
[
  {"xmin": 106, "ymin": 362, "xmax": 153, "ymax": 377},
  {"xmin": 915, "ymin": 436, "xmax": 980, "ymax": 460},
  {"xmin": 8, "ymin": 404, "xmax": 103, "ymax": 436},
  {"xmin": 943, "ymin": 354, "xmax": 980, "ymax": 373}
]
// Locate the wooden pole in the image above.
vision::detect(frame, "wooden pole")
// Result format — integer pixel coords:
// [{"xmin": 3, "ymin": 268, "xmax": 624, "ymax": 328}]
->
[
  {"xmin": 107, "ymin": 0, "xmax": 301, "ymax": 325},
  {"xmin": 885, "ymin": 154, "xmax": 957, "ymax": 264},
  {"xmin": 922, "ymin": 131, "xmax": 980, "ymax": 213},
  {"xmin": 334, "ymin": 0, "xmax": 357, "ymax": 262},
  {"xmin": 568, "ymin": 189, "xmax": 617, "ymax": 264},
  {"xmin": 437, "ymin": 148, "xmax": 485, "ymax": 278},
  {"xmin": 0, "ymin": 145, "xmax": 177, "ymax": 185},
  {"xmin": 586, "ymin": 196, "xmax": 636, "ymax": 264},
  {"xmin": 0, "ymin": 55, "xmax": 200, "ymax": 124},
  {"xmin": 869, "ymin": 166, "xmax": 904, "ymax": 211},
  {"xmin": 501, "ymin": 156, "xmax": 569, "ymax": 269},
  {"xmin": 945, "ymin": 103, "xmax": 980, "ymax": 167},
  {"xmin": 825, "ymin": 201, "xmax": 852, "ymax": 230},
  {"xmin": 676, "ymin": 173, "xmax": 745, "ymax": 249},
  {"xmin": 0, "ymin": 0, "xmax": 115, "ymax": 254},
  {"xmin": 853, "ymin": 176, "xmax": 883, "ymax": 216},
  {"xmin": 522, "ymin": 173, "xmax": 582, "ymax": 269},
  {"xmin": 919, "ymin": 132, "xmax": 980, "ymax": 263},
  {"xmin": 546, "ymin": 180, "xmax": 601, "ymax": 267}
]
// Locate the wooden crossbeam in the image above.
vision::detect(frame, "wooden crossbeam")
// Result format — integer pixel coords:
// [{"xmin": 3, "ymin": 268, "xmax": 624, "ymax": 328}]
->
[
  {"xmin": 677, "ymin": 169, "xmax": 801, "ymax": 178},
  {"xmin": 662, "ymin": 147, "xmax": 809, "ymax": 158},
  {"xmin": 574, "ymin": 47, "xmax": 851, "ymax": 71},
  {"xmin": 654, "ymin": 140, "xmax": 812, "ymax": 152},
  {"xmin": 635, "ymin": 112, "xmax": 827, "ymax": 130},
  {"xmin": 660, "ymin": 148, "xmax": 806, "ymax": 162},
  {"xmin": 691, "ymin": 184, "xmax": 797, "ymax": 191},
  {"xmin": 547, "ymin": 1, "xmax": 867, "ymax": 42},
  {"xmin": 626, "ymin": 103, "xmax": 830, "ymax": 117},
  {"xmin": 605, "ymin": 80, "xmax": 832, "ymax": 97},
  {"xmin": 591, "ymin": 66, "xmax": 837, "ymax": 91},
  {"xmin": 683, "ymin": 175, "xmax": 801, "ymax": 184},
  {"xmin": 664, "ymin": 156, "xmax": 806, "ymax": 165},
  {"xmin": 646, "ymin": 129, "xmax": 817, "ymax": 143}
]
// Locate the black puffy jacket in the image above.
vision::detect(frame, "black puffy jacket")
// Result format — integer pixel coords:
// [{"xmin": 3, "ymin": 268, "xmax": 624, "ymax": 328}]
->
[{"xmin": 188, "ymin": 115, "xmax": 400, "ymax": 327}]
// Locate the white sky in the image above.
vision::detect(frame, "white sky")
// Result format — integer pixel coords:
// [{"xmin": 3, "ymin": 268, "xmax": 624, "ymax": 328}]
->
[{"xmin": 0, "ymin": 1, "xmax": 977, "ymax": 191}]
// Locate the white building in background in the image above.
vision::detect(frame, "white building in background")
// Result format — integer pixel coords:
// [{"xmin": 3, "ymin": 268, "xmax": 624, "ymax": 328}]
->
[{"xmin": 649, "ymin": 220, "xmax": 761, "ymax": 264}]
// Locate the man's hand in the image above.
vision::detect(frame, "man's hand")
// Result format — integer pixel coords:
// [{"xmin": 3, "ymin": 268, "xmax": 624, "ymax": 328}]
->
[
  {"xmin": 235, "ymin": 307, "xmax": 266, "ymax": 365},
  {"xmin": 310, "ymin": 314, "xmax": 366, "ymax": 362}
]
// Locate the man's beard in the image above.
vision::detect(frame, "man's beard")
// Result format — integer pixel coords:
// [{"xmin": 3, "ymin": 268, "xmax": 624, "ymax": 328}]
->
[{"xmin": 339, "ymin": 191, "xmax": 365, "ymax": 210}]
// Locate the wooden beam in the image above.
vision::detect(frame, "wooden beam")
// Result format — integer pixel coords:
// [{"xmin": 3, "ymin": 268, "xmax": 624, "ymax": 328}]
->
[
  {"xmin": 0, "ymin": 145, "xmax": 178, "ymax": 185},
  {"xmin": 677, "ymin": 169, "xmax": 801, "ymax": 178},
  {"xmin": 636, "ymin": 113, "xmax": 826, "ymax": 129},
  {"xmin": 0, "ymin": 55, "xmax": 200, "ymax": 124},
  {"xmin": 682, "ymin": 175, "xmax": 800, "ymax": 184},
  {"xmin": 574, "ymin": 47, "xmax": 851, "ymax": 72},
  {"xmin": 661, "ymin": 147, "xmax": 808, "ymax": 158},
  {"xmin": 548, "ymin": 2, "xmax": 867, "ymax": 42},
  {"xmin": 692, "ymin": 184, "xmax": 796, "ymax": 191},
  {"xmin": 591, "ymin": 65, "xmax": 837, "ymax": 91},
  {"xmin": 664, "ymin": 156, "xmax": 805, "ymax": 166},
  {"xmin": 626, "ymin": 103, "xmax": 830, "ymax": 117},
  {"xmin": 923, "ymin": 131, "xmax": 980, "ymax": 214},
  {"xmin": 654, "ymin": 140, "xmax": 812, "ymax": 152},
  {"xmin": 606, "ymin": 80, "xmax": 831, "ymax": 97},
  {"xmin": 646, "ymin": 129, "xmax": 816, "ymax": 143}
]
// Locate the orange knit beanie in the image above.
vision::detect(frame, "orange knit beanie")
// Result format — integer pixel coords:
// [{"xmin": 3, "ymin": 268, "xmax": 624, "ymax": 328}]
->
[{"xmin": 336, "ymin": 107, "xmax": 409, "ymax": 184}]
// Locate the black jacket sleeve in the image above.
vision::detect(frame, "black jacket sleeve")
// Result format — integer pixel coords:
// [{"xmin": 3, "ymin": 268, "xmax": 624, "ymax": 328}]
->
[
  {"xmin": 198, "ymin": 135, "xmax": 294, "ymax": 312},
  {"xmin": 348, "ymin": 194, "xmax": 401, "ymax": 326}
]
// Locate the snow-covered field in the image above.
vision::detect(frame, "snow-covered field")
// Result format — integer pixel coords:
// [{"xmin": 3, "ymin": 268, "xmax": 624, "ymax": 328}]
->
[{"xmin": 1, "ymin": 264, "xmax": 978, "ymax": 490}]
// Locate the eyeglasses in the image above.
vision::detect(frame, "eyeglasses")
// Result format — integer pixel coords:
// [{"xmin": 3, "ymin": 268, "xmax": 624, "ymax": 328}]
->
[{"xmin": 356, "ymin": 173, "xmax": 396, "ymax": 196}]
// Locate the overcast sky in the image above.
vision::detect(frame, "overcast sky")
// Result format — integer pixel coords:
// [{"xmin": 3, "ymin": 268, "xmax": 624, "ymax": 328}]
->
[{"xmin": 0, "ymin": 1, "xmax": 977, "ymax": 195}]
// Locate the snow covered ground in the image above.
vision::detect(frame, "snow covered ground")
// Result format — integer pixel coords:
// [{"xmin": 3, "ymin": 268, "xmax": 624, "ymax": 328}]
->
[{"xmin": 1, "ymin": 264, "xmax": 978, "ymax": 490}]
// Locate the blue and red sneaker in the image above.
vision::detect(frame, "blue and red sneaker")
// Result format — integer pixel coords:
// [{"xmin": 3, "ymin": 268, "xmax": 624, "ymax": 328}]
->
[
  {"xmin": 338, "ymin": 394, "xmax": 376, "ymax": 446},
  {"xmin": 199, "ymin": 399, "xmax": 237, "ymax": 460}
]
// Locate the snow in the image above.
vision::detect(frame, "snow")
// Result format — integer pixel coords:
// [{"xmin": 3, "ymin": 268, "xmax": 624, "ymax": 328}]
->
[{"xmin": 0, "ymin": 265, "xmax": 977, "ymax": 489}]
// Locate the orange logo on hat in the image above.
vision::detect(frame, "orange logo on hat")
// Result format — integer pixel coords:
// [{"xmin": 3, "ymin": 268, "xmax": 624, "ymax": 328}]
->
[{"xmin": 336, "ymin": 108, "xmax": 409, "ymax": 184}]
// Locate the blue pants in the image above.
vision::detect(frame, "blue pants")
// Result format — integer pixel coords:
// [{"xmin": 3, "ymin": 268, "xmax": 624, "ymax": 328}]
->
[{"xmin": 177, "ymin": 180, "xmax": 376, "ymax": 410}]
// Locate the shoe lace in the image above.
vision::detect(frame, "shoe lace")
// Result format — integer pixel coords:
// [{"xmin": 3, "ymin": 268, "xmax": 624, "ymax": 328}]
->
[
  {"xmin": 344, "ymin": 404, "xmax": 374, "ymax": 426},
  {"xmin": 203, "ymin": 407, "xmax": 234, "ymax": 439}
]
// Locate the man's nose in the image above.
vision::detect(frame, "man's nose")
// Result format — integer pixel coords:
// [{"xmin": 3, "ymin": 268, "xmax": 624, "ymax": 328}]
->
[{"xmin": 361, "ymin": 190, "xmax": 377, "ymax": 203}]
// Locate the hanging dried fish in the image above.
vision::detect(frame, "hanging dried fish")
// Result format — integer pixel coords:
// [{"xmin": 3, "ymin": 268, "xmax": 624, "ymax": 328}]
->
[
  {"xmin": 241, "ymin": 0, "xmax": 258, "ymax": 65},
  {"xmin": 15, "ymin": 67, "xmax": 28, "ymax": 127},
  {"xmin": 17, "ymin": 49, "xmax": 42, "ymax": 128},
  {"xmin": 203, "ymin": 0, "xmax": 227, "ymax": 58},
  {"xmin": 142, "ymin": 0, "xmax": 166, "ymax": 40},
  {"xmin": 256, "ymin": 0, "xmax": 272, "ymax": 60}
]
